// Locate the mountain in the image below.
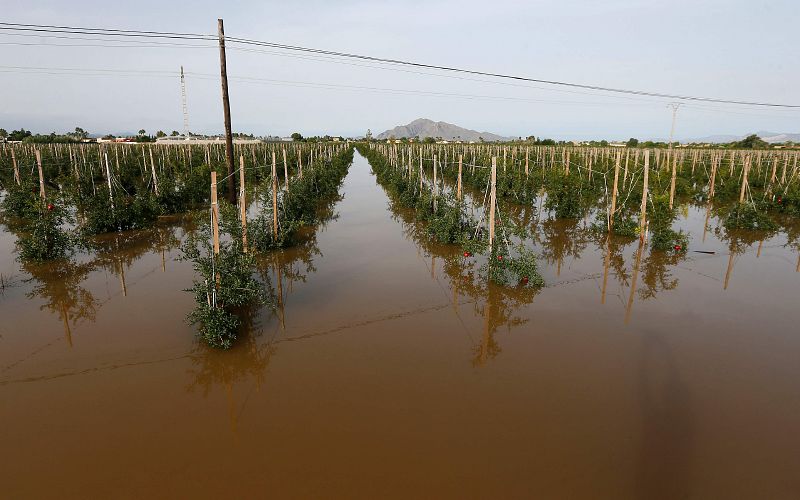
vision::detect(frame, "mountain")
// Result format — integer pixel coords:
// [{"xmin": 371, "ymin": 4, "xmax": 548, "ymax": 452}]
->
[
  {"xmin": 686, "ymin": 131, "xmax": 800, "ymax": 144},
  {"xmin": 375, "ymin": 118, "xmax": 509, "ymax": 142}
]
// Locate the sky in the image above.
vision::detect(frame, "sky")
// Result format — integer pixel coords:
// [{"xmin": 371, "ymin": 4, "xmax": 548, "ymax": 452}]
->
[{"xmin": 1, "ymin": 0, "xmax": 798, "ymax": 141}]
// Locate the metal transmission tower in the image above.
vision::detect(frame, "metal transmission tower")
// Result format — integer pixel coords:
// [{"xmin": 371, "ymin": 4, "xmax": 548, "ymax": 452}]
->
[
  {"xmin": 180, "ymin": 65, "xmax": 189, "ymax": 138},
  {"xmin": 667, "ymin": 102, "xmax": 681, "ymax": 148}
]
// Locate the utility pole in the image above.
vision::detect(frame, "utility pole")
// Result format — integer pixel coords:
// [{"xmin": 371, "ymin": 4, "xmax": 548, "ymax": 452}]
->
[{"xmin": 218, "ymin": 18, "xmax": 236, "ymax": 203}]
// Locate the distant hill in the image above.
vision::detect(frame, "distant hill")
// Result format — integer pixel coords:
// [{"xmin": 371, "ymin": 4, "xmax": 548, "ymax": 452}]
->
[
  {"xmin": 376, "ymin": 118, "xmax": 509, "ymax": 142},
  {"xmin": 687, "ymin": 131, "xmax": 800, "ymax": 144}
]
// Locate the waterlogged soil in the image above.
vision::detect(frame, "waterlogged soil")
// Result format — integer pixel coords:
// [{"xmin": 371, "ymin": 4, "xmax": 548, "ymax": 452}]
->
[{"xmin": 2, "ymin": 151, "xmax": 800, "ymax": 499}]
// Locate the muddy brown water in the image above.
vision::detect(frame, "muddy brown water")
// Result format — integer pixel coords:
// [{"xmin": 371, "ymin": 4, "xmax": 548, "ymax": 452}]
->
[{"xmin": 2, "ymin": 150, "xmax": 800, "ymax": 499}]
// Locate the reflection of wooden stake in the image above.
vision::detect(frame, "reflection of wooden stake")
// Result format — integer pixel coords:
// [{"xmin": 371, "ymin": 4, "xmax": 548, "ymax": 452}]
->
[
  {"xmin": 119, "ymin": 260, "xmax": 128, "ymax": 297},
  {"xmin": 601, "ymin": 238, "xmax": 611, "ymax": 304},
  {"xmin": 796, "ymin": 253, "xmax": 800, "ymax": 273},
  {"xmin": 757, "ymin": 240, "xmax": 763, "ymax": 258},
  {"xmin": 625, "ymin": 240, "xmax": 644, "ymax": 324},
  {"xmin": 702, "ymin": 204, "xmax": 711, "ymax": 243},
  {"xmin": 61, "ymin": 303, "xmax": 73, "ymax": 348},
  {"xmin": 724, "ymin": 251, "xmax": 735, "ymax": 290}
]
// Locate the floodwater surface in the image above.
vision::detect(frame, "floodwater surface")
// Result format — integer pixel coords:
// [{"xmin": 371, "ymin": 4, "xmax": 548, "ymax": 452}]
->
[{"xmin": 2, "ymin": 151, "xmax": 800, "ymax": 499}]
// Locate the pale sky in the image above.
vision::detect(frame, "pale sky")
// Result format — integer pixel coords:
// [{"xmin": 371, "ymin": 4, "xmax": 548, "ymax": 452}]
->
[{"xmin": 1, "ymin": 0, "xmax": 798, "ymax": 140}]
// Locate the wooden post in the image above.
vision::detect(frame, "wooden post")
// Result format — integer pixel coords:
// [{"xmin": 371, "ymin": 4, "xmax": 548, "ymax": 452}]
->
[
  {"xmin": 639, "ymin": 151, "xmax": 650, "ymax": 240},
  {"xmin": 298, "ymin": 148, "xmax": 303, "ymax": 179},
  {"xmin": 525, "ymin": 147, "xmax": 529, "ymax": 177},
  {"xmin": 282, "ymin": 148, "xmax": 289, "ymax": 190},
  {"xmin": 239, "ymin": 155, "xmax": 248, "ymax": 252},
  {"xmin": 609, "ymin": 151, "xmax": 620, "ymax": 232},
  {"xmin": 709, "ymin": 155, "xmax": 718, "ymax": 200},
  {"xmin": 668, "ymin": 149, "xmax": 678, "ymax": 209},
  {"xmin": 433, "ymin": 154, "xmax": 438, "ymax": 211},
  {"xmin": 149, "ymin": 148, "xmax": 159, "ymax": 196},
  {"xmin": 11, "ymin": 148, "xmax": 20, "ymax": 185},
  {"xmin": 35, "ymin": 149, "xmax": 45, "ymax": 199},
  {"xmin": 739, "ymin": 155, "xmax": 751, "ymax": 204},
  {"xmin": 217, "ymin": 18, "xmax": 236, "ymax": 204},
  {"xmin": 271, "ymin": 151, "xmax": 278, "ymax": 238},
  {"xmin": 419, "ymin": 148, "xmax": 423, "ymax": 192},
  {"xmin": 457, "ymin": 154, "xmax": 463, "ymax": 201},
  {"xmin": 210, "ymin": 171, "xmax": 220, "ymax": 255},
  {"xmin": 489, "ymin": 157, "xmax": 497, "ymax": 247}
]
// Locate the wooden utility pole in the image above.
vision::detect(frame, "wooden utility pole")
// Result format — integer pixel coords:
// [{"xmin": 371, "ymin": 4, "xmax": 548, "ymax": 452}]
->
[
  {"xmin": 217, "ymin": 18, "xmax": 236, "ymax": 204},
  {"xmin": 489, "ymin": 157, "xmax": 497, "ymax": 247}
]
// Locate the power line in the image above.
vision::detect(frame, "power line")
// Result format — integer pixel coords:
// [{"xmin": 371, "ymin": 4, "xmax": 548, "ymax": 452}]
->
[{"xmin": 2, "ymin": 21, "xmax": 798, "ymax": 108}]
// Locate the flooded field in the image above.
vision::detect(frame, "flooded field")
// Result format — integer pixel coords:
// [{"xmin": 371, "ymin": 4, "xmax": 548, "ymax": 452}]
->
[{"xmin": 2, "ymin": 150, "xmax": 800, "ymax": 498}]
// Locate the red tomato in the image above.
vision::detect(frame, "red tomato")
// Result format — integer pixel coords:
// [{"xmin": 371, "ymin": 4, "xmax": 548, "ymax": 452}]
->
[{"xmin": 47, "ymin": 203, "xmax": 54, "ymax": 211}]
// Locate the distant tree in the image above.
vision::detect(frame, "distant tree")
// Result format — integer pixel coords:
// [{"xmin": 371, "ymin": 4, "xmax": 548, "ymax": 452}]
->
[
  {"xmin": 72, "ymin": 127, "xmax": 89, "ymax": 140},
  {"xmin": 138, "ymin": 129, "xmax": 146, "ymax": 136},
  {"xmin": 626, "ymin": 137, "xmax": 639, "ymax": 147},
  {"xmin": 170, "ymin": 130, "xmax": 180, "ymax": 136},
  {"xmin": 733, "ymin": 134, "xmax": 769, "ymax": 149},
  {"xmin": 9, "ymin": 129, "xmax": 32, "ymax": 141},
  {"xmin": 423, "ymin": 136, "xmax": 436, "ymax": 144},
  {"xmin": 291, "ymin": 132, "xmax": 304, "ymax": 141},
  {"xmin": 365, "ymin": 129, "xmax": 373, "ymax": 141},
  {"xmin": 102, "ymin": 134, "xmax": 116, "ymax": 140},
  {"xmin": 156, "ymin": 130, "xmax": 166, "ymax": 138},
  {"xmin": 0, "ymin": 128, "xmax": 7, "ymax": 138}
]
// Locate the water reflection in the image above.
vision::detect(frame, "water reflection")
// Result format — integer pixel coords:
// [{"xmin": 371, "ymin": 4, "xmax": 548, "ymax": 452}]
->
[{"xmin": 22, "ymin": 258, "xmax": 97, "ymax": 347}]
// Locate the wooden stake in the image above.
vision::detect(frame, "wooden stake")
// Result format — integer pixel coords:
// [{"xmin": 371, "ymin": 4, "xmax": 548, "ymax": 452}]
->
[
  {"xmin": 668, "ymin": 149, "xmax": 678, "ymax": 209},
  {"xmin": 11, "ymin": 148, "xmax": 20, "ymax": 185},
  {"xmin": 271, "ymin": 151, "xmax": 278, "ymax": 238},
  {"xmin": 739, "ymin": 155, "xmax": 751, "ymax": 204},
  {"xmin": 149, "ymin": 148, "xmax": 159, "ymax": 196},
  {"xmin": 457, "ymin": 154, "xmax": 463, "ymax": 201},
  {"xmin": 609, "ymin": 151, "xmax": 620, "ymax": 232},
  {"xmin": 639, "ymin": 150, "xmax": 650, "ymax": 240},
  {"xmin": 35, "ymin": 149, "xmax": 45, "ymax": 199},
  {"xmin": 210, "ymin": 171, "xmax": 220, "ymax": 255},
  {"xmin": 239, "ymin": 155, "xmax": 248, "ymax": 252},
  {"xmin": 282, "ymin": 148, "xmax": 289, "ymax": 190},
  {"xmin": 489, "ymin": 157, "xmax": 497, "ymax": 247}
]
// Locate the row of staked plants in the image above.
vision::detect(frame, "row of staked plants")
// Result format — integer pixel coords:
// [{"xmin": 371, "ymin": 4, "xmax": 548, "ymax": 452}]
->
[
  {"xmin": 179, "ymin": 145, "xmax": 354, "ymax": 349},
  {"xmin": 359, "ymin": 144, "xmax": 544, "ymax": 288}
]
